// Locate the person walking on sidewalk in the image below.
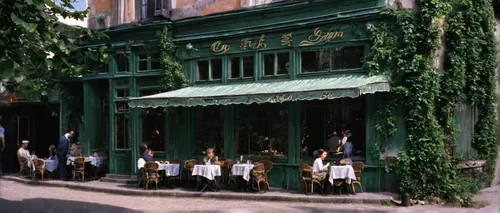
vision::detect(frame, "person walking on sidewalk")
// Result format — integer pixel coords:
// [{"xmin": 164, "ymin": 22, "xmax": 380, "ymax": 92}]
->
[{"xmin": 57, "ymin": 129, "xmax": 74, "ymax": 181}]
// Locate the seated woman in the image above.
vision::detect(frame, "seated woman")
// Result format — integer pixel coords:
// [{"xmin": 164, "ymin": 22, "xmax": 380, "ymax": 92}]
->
[
  {"xmin": 48, "ymin": 145, "xmax": 58, "ymax": 160},
  {"xmin": 312, "ymin": 149, "xmax": 330, "ymax": 180}
]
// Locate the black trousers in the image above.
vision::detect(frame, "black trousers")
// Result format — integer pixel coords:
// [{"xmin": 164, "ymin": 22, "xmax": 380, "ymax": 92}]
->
[{"xmin": 57, "ymin": 155, "xmax": 68, "ymax": 180}]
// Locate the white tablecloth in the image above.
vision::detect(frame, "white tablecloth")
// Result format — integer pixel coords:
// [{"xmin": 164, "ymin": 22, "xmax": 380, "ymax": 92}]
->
[
  {"xmin": 158, "ymin": 164, "xmax": 180, "ymax": 177},
  {"xmin": 44, "ymin": 160, "xmax": 58, "ymax": 172},
  {"xmin": 328, "ymin": 165, "xmax": 357, "ymax": 185},
  {"xmin": 68, "ymin": 156, "xmax": 101, "ymax": 167},
  {"xmin": 231, "ymin": 164, "xmax": 254, "ymax": 181},
  {"xmin": 192, "ymin": 165, "xmax": 221, "ymax": 181}
]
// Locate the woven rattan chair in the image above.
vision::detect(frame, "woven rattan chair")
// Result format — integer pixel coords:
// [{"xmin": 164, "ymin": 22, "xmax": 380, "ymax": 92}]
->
[
  {"xmin": 259, "ymin": 160, "xmax": 273, "ymax": 191},
  {"xmin": 73, "ymin": 157, "xmax": 85, "ymax": 182},
  {"xmin": 251, "ymin": 162, "xmax": 268, "ymax": 193},
  {"xmin": 351, "ymin": 161, "xmax": 365, "ymax": 193},
  {"xmin": 183, "ymin": 159, "xmax": 197, "ymax": 188},
  {"xmin": 138, "ymin": 167, "xmax": 146, "ymax": 188},
  {"xmin": 298, "ymin": 162, "xmax": 312, "ymax": 194},
  {"xmin": 224, "ymin": 159, "xmax": 236, "ymax": 188},
  {"xmin": 144, "ymin": 162, "xmax": 160, "ymax": 190},
  {"xmin": 17, "ymin": 152, "xmax": 30, "ymax": 176},
  {"xmin": 32, "ymin": 159, "xmax": 45, "ymax": 180},
  {"xmin": 299, "ymin": 162, "xmax": 326, "ymax": 194}
]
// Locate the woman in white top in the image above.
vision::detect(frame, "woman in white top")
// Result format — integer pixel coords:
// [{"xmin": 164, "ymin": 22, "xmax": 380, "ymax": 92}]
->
[{"xmin": 312, "ymin": 149, "xmax": 330, "ymax": 180}]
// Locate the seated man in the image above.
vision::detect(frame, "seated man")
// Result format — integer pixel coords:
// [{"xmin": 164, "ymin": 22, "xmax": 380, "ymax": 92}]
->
[
  {"xmin": 139, "ymin": 143, "xmax": 157, "ymax": 163},
  {"xmin": 202, "ymin": 148, "xmax": 218, "ymax": 165},
  {"xmin": 17, "ymin": 140, "xmax": 32, "ymax": 171},
  {"xmin": 197, "ymin": 148, "xmax": 220, "ymax": 191}
]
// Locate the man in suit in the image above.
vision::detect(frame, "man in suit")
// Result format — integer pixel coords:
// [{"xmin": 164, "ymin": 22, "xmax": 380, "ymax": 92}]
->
[{"xmin": 57, "ymin": 129, "xmax": 74, "ymax": 181}]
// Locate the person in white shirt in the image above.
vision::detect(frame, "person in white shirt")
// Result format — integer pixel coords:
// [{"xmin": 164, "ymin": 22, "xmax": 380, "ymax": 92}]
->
[
  {"xmin": 17, "ymin": 140, "xmax": 32, "ymax": 169},
  {"xmin": 312, "ymin": 149, "xmax": 330, "ymax": 180}
]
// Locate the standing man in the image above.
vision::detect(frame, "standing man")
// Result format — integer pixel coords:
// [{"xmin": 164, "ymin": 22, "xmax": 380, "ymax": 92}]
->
[
  {"xmin": 57, "ymin": 129, "xmax": 74, "ymax": 181},
  {"xmin": 0, "ymin": 122, "xmax": 5, "ymax": 175}
]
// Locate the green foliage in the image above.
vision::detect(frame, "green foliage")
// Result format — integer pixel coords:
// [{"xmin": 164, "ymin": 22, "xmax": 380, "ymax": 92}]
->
[
  {"xmin": 157, "ymin": 27, "xmax": 187, "ymax": 91},
  {"xmin": 0, "ymin": 0, "xmax": 109, "ymax": 99},
  {"xmin": 366, "ymin": 0, "xmax": 498, "ymax": 203}
]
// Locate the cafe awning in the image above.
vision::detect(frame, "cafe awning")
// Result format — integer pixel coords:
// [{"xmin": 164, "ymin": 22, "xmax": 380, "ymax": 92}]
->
[{"xmin": 128, "ymin": 74, "xmax": 390, "ymax": 108}]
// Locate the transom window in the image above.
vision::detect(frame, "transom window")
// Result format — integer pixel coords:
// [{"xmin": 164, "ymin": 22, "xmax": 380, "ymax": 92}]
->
[
  {"xmin": 263, "ymin": 52, "xmax": 290, "ymax": 76},
  {"xmin": 301, "ymin": 45, "xmax": 365, "ymax": 73},
  {"xmin": 230, "ymin": 55, "xmax": 254, "ymax": 79},
  {"xmin": 138, "ymin": 52, "xmax": 162, "ymax": 72},
  {"xmin": 197, "ymin": 58, "xmax": 222, "ymax": 81}
]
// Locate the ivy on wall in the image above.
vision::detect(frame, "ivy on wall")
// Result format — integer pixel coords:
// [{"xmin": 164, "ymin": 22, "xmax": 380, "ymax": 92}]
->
[
  {"xmin": 157, "ymin": 27, "xmax": 188, "ymax": 91},
  {"xmin": 366, "ymin": 0, "xmax": 498, "ymax": 203}
]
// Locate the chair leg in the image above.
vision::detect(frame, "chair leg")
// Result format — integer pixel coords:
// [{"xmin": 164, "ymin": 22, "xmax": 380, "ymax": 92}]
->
[
  {"xmin": 311, "ymin": 182, "xmax": 314, "ymax": 194},
  {"xmin": 41, "ymin": 172, "xmax": 44, "ymax": 180},
  {"xmin": 156, "ymin": 181, "xmax": 158, "ymax": 190},
  {"xmin": 145, "ymin": 180, "xmax": 149, "ymax": 190}
]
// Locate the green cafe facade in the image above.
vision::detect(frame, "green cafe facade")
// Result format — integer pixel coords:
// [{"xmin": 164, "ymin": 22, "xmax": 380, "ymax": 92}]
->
[{"xmin": 70, "ymin": 0, "xmax": 407, "ymax": 192}]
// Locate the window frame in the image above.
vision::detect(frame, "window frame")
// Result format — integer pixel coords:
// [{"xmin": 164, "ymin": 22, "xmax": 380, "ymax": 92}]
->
[
  {"xmin": 114, "ymin": 52, "xmax": 129, "ymax": 73},
  {"xmin": 227, "ymin": 54, "xmax": 255, "ymax": 81},
  {"xmin": 196, "ymin": 58, "xmax": 223, "ymax": 82},
  {"xmin": 137, "ymin": 52, "xmax": 162, "ymax": 73},
  {"xmin": 298, "ymin": 44, "xmax": 368, "ymax": 75},
  {"xmin": 261, "ymin": 51, "xmax": 291, "ymax": 77}
]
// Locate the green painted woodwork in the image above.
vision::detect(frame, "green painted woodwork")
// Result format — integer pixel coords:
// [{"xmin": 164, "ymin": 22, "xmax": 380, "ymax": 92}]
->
[
  {"xmin": 108, "ymin": 79, "xmax": 116, "ymax": 173},
  {"xmin": 287, "ymin": 102, "xmax": 300, "ymax": 165}
]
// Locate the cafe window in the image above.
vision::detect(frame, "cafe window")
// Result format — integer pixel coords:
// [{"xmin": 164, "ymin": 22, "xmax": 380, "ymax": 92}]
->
[
  {"xmin": 300, "ymin": 98, "xmax": 365, "ymax": 158},
  {"xmin": 115, "ymin": 53, "xmax": 128, "ymax": 73},
  {"xmin": 229, "ymin": 55, "xmax": 254, "ymax": 79},
  {"xmin": 301, "ymin": 45, "xmax": 365, "ymax": 73},
  {"xmin": 236, "ymin": 104, "xmax": 288, "ymax": 156},
  {"xmin": 197, "ymin": 58, "xmax": 222, "ymax": 81},
  {"xmin": 195, "ymin": 106, "xmax": 223, "ymax": 157},
  {"xmin": 116, "ymin": 89, "xmax": 129, "ymax": 98},
  {"xmin": 263, "ymin": 52, "xmax": 290, "ymax": 76},
  {"xmin": 138, "ymin": 52, "xmax": 162, "ymax": 72},
  {"xmin": 140, "ymin": 108, "xmax": 165, "ymax": 151},
  {"xmin": 115, "ymin": 102, "xmax": 129, "ymax": 113},
  {"xmin": 115, "ymin": 113, "xmax": 131, "ymax": 149}
]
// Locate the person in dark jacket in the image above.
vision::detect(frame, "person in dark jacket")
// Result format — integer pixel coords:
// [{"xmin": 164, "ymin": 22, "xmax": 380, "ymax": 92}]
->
[
  {"xmin": 57, "ymin": 129, "xmax": 74, "ymax": 180},
  {"xmin": 139, "ymin": 143, "xmax": 156, "ymax": 162}
]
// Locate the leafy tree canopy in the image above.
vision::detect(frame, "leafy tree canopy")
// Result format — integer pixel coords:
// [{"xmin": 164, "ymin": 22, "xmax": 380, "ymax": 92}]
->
[{"xmin": 0, "ymin": 0, "xmax": 109, "ymax": 99}]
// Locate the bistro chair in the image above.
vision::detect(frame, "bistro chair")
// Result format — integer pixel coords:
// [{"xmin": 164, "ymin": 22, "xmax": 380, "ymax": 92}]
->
[
  {"xmin": 298, "ymin": 162, "xmax": 312, "ymax": 194},
  {"xmin": 17, "ymin": 152, "xmax": 30, "ymax": 176},
  {"xmin": 351, "ymin": 161, "xmax": 365, "ymax": 193},
  {"xmin": 250, "ymin": 162, "xmax": 268, "ymax": 193},
  {"xmin": 259, "ymin": 160, "xmax": 273, "ymax": 191},
  {"xmin": 183, "ymin": 159, "xmax": 197, "ymax": 188},
  {"xmin": 144, "ymin": 162, "xmax": 160, "ymax": 190},
  {"xmin": 138, "ymin": 167, "xmax": 146, "ymax": 188},
  {"xmin": 32, "ymin": 159, "xmax": 45, "ymax": 180},
  {"xmin": 223, "ymin": 159, "xmax": 234, "ymax": 188},
  {"xmin": 300, "ymin": 162, "xmax": 326, "ymax": 194},
  {"xmin": 73, "ymin": 157, "xmax": 86, "ymax": 182}
]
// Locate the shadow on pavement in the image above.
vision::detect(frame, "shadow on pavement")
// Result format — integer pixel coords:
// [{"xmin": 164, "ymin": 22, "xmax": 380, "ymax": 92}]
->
[{"xmin": 0, "ymin": 198, "xmax": 141, "ymax": 213}]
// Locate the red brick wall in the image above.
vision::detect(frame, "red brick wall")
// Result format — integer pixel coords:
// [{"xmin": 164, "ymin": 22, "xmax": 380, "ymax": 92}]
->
[{"xmin": 201, "ymin": 0, "xmax": 242, "ymax": 16}]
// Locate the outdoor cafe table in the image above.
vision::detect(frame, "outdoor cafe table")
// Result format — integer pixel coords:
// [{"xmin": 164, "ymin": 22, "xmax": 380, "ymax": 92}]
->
[
  {"xmin": 158, "ymin": 163, "xmax": 180, "ymax": 177},
  {"xmin": 193, "ymin": 165, "xmax": 221, "ymax": 192},
  {"xmin": 231, "ymin": 164, "xmax": 254, "ymax": 182},
  {"xmin": 328, "ymin": 165, "xmax": 357, "ymax": 191}
]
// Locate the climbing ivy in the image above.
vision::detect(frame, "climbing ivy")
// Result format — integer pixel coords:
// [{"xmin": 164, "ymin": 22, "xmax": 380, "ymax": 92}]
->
[
  {"xmin": 157, "ymin": 27, "xmax": 188, "ymax": 91},
  {"xmin": 366, "ymin": 0, "xmax": 498, "ymax": 203}
]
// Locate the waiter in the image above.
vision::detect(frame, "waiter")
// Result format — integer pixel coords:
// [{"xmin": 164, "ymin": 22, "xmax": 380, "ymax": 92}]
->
[{"xmin": 57, "ymin": 129, "xmax": 74, "ymax": 181}]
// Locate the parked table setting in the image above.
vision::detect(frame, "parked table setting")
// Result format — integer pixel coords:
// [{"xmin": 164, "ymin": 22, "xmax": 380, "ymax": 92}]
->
[
  {"xmin": 231, "ymin": 163, "xmax": 254, "ymax": 182},
  {"xmin": 193, "ymin": 164, "xmax": 221, "ymax": 192},
  {"xmin": 158, "ymin": 163, "xmax": 180, "ymax": 177}
]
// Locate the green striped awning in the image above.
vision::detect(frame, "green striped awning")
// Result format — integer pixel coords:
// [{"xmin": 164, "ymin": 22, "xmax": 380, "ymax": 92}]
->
[{"xmin": 128, "ymin": 74, "xmax": 390, "ymax": 108}]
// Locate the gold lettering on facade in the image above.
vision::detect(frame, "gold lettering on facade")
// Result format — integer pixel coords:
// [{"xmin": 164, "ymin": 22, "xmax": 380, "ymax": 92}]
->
[
  {"xmin": 281, "ymin": 33, "xmax": 293, "ymax": 47},
  {"xmin": 299, "ymin": 27, "xmax": 344, "ymax": 46},
  {"xmin": 240, "ymin": 35, "xmax": 267, "ymax": 50},
  {"xmin": 211, "ymin": 41, "xmax": 231, "ymax": 55},
  {"xmin": 268, "ymin": 94, "xmax": 293, "ymax": 103}
]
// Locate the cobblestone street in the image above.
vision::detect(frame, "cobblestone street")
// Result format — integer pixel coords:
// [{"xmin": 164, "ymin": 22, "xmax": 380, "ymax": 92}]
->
[{"xmin": 0, "ymin": 179, "xmax": 498, "ymax": 213}]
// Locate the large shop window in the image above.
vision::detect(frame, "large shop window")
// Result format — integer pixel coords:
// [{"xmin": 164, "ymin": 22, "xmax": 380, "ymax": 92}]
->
[
  {"xmin": 195, "ymin": 106, "xmax": 224, "ymax": 157},
  {"xmin": 115, "ymin": 53, "xmax": 129, "ymax": 73},
  {"xmin": 300, "ymin": 98, "xmax": 365, "ymax": 158},
  {"xmin": 138, "ymin": 52, "xmax": 162, "ymax": 72},
  {"xmin": 301, "ymin": 45, "xmax": 365, "ymax": 73},
  {"xmin": 264, "ymin": 52, "xmax": 290, "ymax": 76},
  {"xmin": 229, "ymin": 55, "xmax": 254, "ymax": 79},
  {"xmin": 236, "ymin": 104, "xmax": 288, "ymax": 156},
  {"xmin": 140, "ymin": 108, "xmax": 165, "ymax": 151},
  {"xmin": 197, "ymin": 58, "xmax": 222, "ymax": 81}
]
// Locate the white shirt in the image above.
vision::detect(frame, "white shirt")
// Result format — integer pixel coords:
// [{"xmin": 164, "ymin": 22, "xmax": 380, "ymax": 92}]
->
[
  {"xmin": 312, "ymin": 158, "xmax": 329, "ymax": 173},
  {"xmin": 137, "ymin": 158, "xmax": 146, "ymax": 169},
  {"xmin": 17, "ymin": 147, "xmax": 32, "ymax": 168},
  {"xmin": 341, "ymin": 137, "xmax": 347, "ymax": 145}
]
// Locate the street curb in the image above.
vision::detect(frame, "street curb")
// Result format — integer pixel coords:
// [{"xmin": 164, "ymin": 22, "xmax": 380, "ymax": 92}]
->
[{"xmin": 0, "ymin": 176, "xmax": 393, "ymax": 205}]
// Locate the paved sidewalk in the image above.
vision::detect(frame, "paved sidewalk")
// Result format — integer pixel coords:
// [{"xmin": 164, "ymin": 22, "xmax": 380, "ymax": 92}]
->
[{"xmin": 0, "ymin": 174, "xmax": 395, "ymax": 205}]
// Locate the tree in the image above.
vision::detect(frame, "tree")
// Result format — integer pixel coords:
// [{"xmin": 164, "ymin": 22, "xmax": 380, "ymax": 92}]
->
[{"xmin": 0, "ymin": 0, "xmax": 108, "ymax": 99}]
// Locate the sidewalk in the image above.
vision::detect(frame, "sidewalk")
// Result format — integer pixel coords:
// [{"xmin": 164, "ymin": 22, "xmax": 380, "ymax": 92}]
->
[{"xmin": 0, "ymin": 174, "xmax": 395, "ymax": 205}]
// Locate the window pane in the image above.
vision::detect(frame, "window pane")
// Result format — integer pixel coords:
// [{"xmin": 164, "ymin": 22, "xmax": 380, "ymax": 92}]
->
[
  {"xmin": 138, "ymin": 54, "xmax": 148, "ymax": 71},
  {"xmin": 230, "ymin": 57, "xmax": 240, "ymax": 79},
  {"xmin": 115, "ymin": 54, "xmax": 128, "ymax": 72},
  {"xmin": 300, "ymin": 98, "xmax": 365, "ymax": 158},
  {"xmin": 115, "ymin": 114, "xmax": 130, "ymax": 149},
  {"xmin": 151, "ymin": 52, "xmax": 162, "ymax": 70},
  {"xmin": 301, "ymin": 50, "xmax": 329, "ymax": 73},
  {"xmin": 140, "ymin": 108, "xmax": 165, "ymax": 151},
  {"xmin": 195, "ymin": 106, "xmax": 223, "ymax": 157},
  {"xmin": 277, "ymin": 52, "xmax": 289, "ymax": 75},
  {"xmin": 264, "ymin": 54, "xmax": 275, "ymax": 76},
  {"xmin": 243, "ymin": 56, "xmax": 254, "ymax": 77},
  {"xmin": 331, "ymin": 48, "xmax": 343, "ymax": 70},
  {"xmin": 342, "ymin": 46, "xmax": 365, "ymax": 69},
  {"xmin": 198, "ymin": 60, "xmax": 209, "ymax": 81},
  {"xmin": 236, "ymin": 104, "xmax": 288, "ymax": 156},
  {"xmin": 116, "ymin": 89, "xmax": 129, "ymax": 98},
  {"xmin": 116, "ymin": 102, "xmax": 129, "ymax": 112},
  {"xmin": 211, "ymin": 59, "xmax": 222, "ymax": 80}
]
